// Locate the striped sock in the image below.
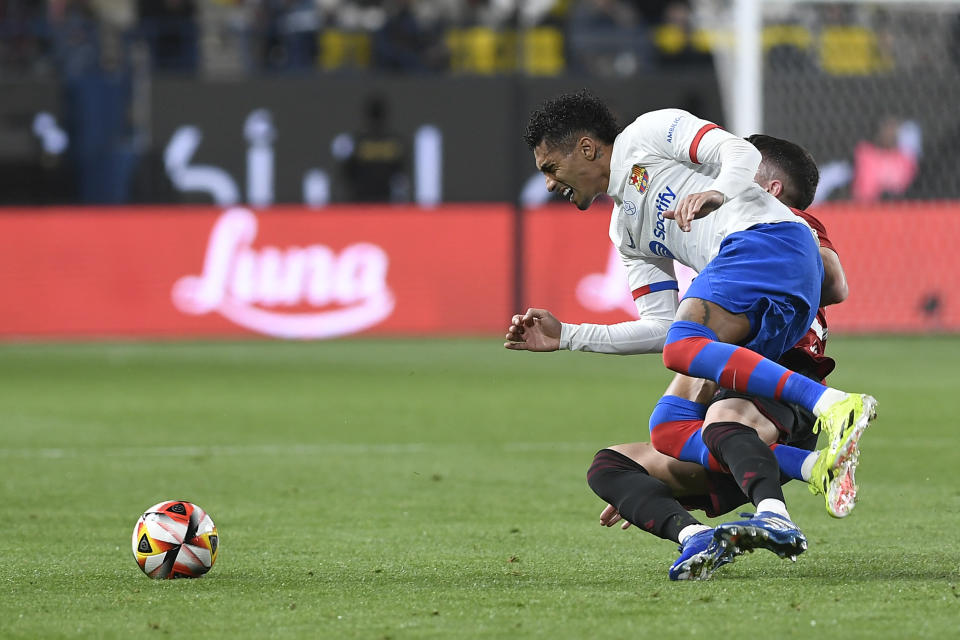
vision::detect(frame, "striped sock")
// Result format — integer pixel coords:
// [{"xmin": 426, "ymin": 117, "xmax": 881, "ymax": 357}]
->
[
  {"xmin": 662, "ymin": 321, "xmax": 828, "ymax": 412},
  {"xmin": 771, "ymin": 443, "xmax": 814, "ymax": 481},
  {"xmin": 648, "ymin": 395, "xmax": 723, "ymax": 471}
]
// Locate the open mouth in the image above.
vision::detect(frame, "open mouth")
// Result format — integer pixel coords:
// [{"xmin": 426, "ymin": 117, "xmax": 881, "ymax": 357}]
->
[{"xmin": 561, "ymin": 186, "xmax": 574, "ymax": 203}]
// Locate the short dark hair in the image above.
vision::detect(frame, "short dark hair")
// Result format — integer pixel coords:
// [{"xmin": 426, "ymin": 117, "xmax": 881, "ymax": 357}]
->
[
  {"xmin": 746, "ymin": 134, "xmax": 819, "ymax": 210},
  {"xmin": 523, "ymin": 89, "xmax": 621, "ymax": 151}
]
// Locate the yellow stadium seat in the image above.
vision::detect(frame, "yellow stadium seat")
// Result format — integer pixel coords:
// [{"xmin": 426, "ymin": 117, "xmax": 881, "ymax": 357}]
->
[
  {"xmin": 522, "ymin": 27, "xmax": 565, "ymax": 76},
  {"xmin": 318, "ymin": 30, "xmax": 371, "ymax": 71},
  {"xmin": 820, "ymin": 26, "xmax": 892, "ymax": 75}
]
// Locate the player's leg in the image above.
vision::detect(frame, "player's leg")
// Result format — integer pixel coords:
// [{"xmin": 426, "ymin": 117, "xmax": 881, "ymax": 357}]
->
[
  {"xmin": 649, "ymin": 372, "xmax": 827, "ymax": 479},
  {"xmin": 700, "ymin": 379, "xmax": 868, "ymax": 519},
  {"xmin": 588, "ymin": 443, "xmax": 707, "ymax": 543},
  {"xmin": 702, "ymin": 399, "xmax": 794, "ymax": 520},
  {"xmin": 664, "ymin": 302, "xmax": 877, "ymax": 455},
  {"xmin": 646, "ymin": 367, "xmax": 866, "ymax": 518},
  {"xmin": 664, "ymin": 297, "xmax": 833, "ymax": 413},
  {"xmin": 659, "ymin": 224, "xmax": 876, "ymax": 447},
  {"xmin": 700, "ymin": 391, "xmax": 865, "ymax": 557},
  {"xmin": 703, "ymin": 392, "xmax": 813, "ymax": 558},
  {"xmin": 662, "ymin": 374, "xmax": 718, "ymax": 406},
  {"xmin": 587, "ymin": 443, "xmax": 733, "ymax": 580},
  {"xmin": 647, "ymin": 374, "xmax": 719, "ymax": 470}
]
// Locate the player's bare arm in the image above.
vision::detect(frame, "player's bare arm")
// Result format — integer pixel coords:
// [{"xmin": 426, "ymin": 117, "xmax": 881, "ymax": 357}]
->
[{"xmin": 820, "ymin": 247, "xmax": 848, "ymax": 306}]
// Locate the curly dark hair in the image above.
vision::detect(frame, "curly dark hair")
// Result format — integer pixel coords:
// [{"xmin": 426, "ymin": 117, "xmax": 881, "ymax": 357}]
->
[
  {"xmin": 523, "ymin": 89, "xmax": 621, "ymax": 151},
  {"xmin": 746, "ymin": 134, "xmax": 820, "ymax": 210}
]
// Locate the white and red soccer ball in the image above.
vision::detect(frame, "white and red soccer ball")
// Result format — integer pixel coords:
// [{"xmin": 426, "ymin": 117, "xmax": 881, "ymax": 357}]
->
[{"xmin": 132, "ymin": 501, "xmax": 219, "ymax": 579}]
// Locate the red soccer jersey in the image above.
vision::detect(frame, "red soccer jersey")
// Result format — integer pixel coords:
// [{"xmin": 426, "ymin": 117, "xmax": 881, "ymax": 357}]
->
[{"xmin": 778, "ymin": 208, "xmax": 836, "ymax": 381}]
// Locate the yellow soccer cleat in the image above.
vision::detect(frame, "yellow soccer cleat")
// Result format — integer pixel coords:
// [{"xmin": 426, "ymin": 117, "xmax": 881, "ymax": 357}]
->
[
  {"xmin": 809, "ymin": 393, "xmax": 877, "ymax": 517},
  {"xmin": 814, "ymin": 393, "xmax": 877, "ymax": 457},
  {"xmin": 808, "ymin": 448, "xmax": 859, "ymax": 518}
]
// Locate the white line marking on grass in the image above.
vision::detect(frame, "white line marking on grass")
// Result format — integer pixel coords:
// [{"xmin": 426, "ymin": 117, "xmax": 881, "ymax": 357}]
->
[{"xmin": 0, "ymin": 442, "xmax": 599, "ymax": 459}]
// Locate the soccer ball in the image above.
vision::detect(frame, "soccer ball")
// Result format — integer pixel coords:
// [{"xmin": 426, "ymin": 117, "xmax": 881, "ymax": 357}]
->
[{"xmin": 131, "ymin": 500, "xmax": 219, "ymax": 579}]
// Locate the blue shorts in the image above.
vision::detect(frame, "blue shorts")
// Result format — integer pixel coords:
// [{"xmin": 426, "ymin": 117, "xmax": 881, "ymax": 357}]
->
[{"xmin": 682, "ymin": 221, "xmax": 823, "ymax": 361}]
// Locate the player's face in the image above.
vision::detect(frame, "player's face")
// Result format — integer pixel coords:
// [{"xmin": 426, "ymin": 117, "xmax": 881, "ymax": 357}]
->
[{"xmin": 534, "ymin": 139, "xmax": 605, "ymax": 211}]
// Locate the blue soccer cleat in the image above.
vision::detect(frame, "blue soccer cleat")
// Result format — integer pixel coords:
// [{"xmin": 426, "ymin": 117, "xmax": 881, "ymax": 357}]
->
[
  {"xmin": 668, "ymin": 528, "xmax": 736, "ymax": 581},
  {"xmin": 714, "ymin": 512, "xmax": 808, "ymax": 561}
]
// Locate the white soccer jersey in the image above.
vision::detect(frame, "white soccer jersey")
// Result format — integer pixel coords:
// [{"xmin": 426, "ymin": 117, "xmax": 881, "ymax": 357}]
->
[{"xmin": 560, "ymin": 108, "xmax": 809, "ymax": 355}]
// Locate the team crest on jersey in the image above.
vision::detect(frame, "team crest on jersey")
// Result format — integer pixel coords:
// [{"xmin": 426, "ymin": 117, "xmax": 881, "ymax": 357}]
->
[{"xmin": 629, "ymin": 165, "xmax": 649, "ymax": 194}]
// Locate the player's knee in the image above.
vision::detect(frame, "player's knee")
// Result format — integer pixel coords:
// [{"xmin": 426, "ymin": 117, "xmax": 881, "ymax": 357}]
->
[
  {"xmin": 706, "ymin": 399, "xmax": 779, "ymax": 445},
  {"xmin": 661, "ymin": 341, "xmax": 683, "ymax": 372},
  {"xmin": 663, "ymin": 320, "xmax": 718, "ymax": 373},
  {"xmin": 607, "ymin": 442, "xmax": 647, "ymax": 462},
  {"xmin": 648, "ymin": 395, "xmax": 706, "ymax": 459},
  {"xmin": 661, "ymin": 336, "xmax": 709, "ymax": 374},
  {"xmin": 701, "ymin": 421, "xmax": 754, "ymax": 461},
  {"xmin": 647, "ymin": 405, "xmax": 675, "ymax": 456},
  {"xmin": 586, "ymin": 448, "xmax": 646, "ymax": 498}
]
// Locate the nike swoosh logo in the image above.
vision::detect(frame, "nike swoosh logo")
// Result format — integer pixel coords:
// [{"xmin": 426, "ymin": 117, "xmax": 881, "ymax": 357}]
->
[{"xmin": 625, "ymin": 228, "xmax": 636, "ymax": 249}]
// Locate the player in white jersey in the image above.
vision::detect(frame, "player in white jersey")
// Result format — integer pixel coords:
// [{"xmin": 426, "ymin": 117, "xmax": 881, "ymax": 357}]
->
[
  {"xmin": 509, "ymin": 133, "xmax": 860, "ymax": 579},
  {"xmin": 600, "ymin": 136, "xmax": 863, "ymax": 579},
  {"xmin": 515, "ymin": 90, "xmax": 877, "ymax": 567}
]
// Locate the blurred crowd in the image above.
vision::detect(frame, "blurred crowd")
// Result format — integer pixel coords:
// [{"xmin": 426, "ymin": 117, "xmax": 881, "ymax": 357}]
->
[
  {"xmin": 2, "ymin": 1, "xmax": 959, "ymax": 206},
  {"xmin": 0, "ymin": 0, "xmax": 712, "ymax": 77},
  {"xmin": 6, "ymin": 0, "xmax": 957, "ymax": 79}
]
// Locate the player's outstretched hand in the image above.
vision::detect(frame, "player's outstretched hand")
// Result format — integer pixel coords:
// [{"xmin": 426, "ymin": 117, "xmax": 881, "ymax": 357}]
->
[
  {"xmin": 504, "ymin": 308, "xmax": 561, "ymax": 351},
  {"xmin": 600, "ymin": 504, "xmax": 631, "ymax": 530},
  {"xmin": 663, "ymin": 189, "xmax": 724, "ymax": 232}
]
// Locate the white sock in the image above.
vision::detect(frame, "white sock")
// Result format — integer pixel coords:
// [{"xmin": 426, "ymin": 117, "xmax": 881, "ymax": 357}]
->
[
  {"xmin": 800, "ymin": 451, "xmax": 818, "ymax": 482},
  {"xmin": 755, "ymin": 498, "xmax": 790, "ymax": 520},
  {"xmin": 678, "ymin": 524, "xmax": 712, "ymax": 545},
  {"xmin": 812, "ymin": 389, "xmax": 847, "ymax": 417}
]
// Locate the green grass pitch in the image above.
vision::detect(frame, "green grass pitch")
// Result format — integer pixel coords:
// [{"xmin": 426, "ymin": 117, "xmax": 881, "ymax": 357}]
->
[{"xmin": 0, "ymin": 336, "xmax": 957, "ymax": 638}]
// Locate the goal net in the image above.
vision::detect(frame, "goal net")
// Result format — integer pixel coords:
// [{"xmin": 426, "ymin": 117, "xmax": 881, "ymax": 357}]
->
[
  {"xmin": 701, "ymin": 1, "xmax": 960, "ymax": 332},
  {"xmin": 705, "ymin": 0, "xmax": 960, "ymax": 202}
]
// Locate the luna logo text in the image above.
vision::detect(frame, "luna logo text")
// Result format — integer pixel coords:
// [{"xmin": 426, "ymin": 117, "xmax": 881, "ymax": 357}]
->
[{"xmin": 172, "ymin": 208, "xmax": 395, "ymax": 339}]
